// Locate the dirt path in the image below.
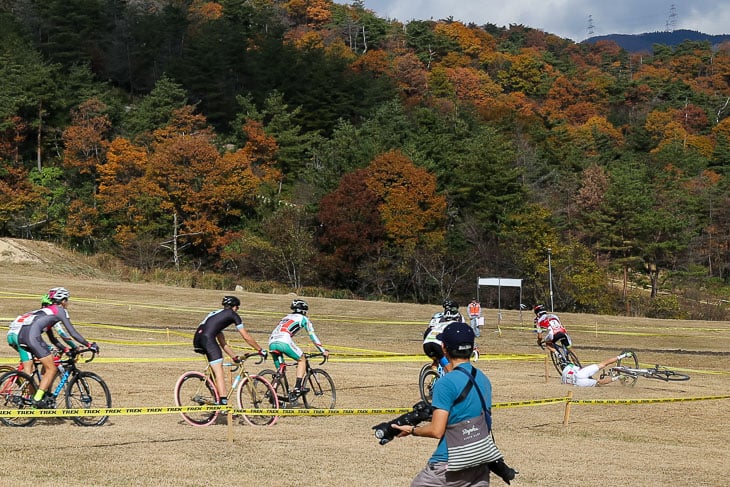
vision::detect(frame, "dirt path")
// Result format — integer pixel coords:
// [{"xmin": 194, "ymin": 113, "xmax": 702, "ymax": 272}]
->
[{"xmin": 1, "ymin": 238, "xmax": 729, "ymax": 486}]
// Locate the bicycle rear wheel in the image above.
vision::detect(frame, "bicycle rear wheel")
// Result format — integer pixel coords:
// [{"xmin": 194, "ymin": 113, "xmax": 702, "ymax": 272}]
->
[
  {"xmin": 0, "ymin": 370, "xmax": 37, "ymax": 427},
  {"xmin": 258, "ymin": 369, "xmax": 291, "ymax": 407},
  {"xmin": 66, "ymin": 371, "xmax": 112, "ymax": 426},
  {"xmin": 237, "ymin": 375, "xmax": 278, "ymax": 426},
  {"xmin": 174, "ymin": 371, "xmax": 219, "ymax": 426},
  {"xmin": 303, "ymin": 369, "xmax": 336, "ymax": 409},
  {"xmin": 419, "ymin": 370, "xmax": 439, "ymax": 404},
  {"xmin": 647, "ymin": 368, "xmax": 691, "ymax": 381}
]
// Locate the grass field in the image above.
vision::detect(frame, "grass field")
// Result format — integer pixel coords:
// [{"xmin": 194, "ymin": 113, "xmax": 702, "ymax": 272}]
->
[{"xmin": 1, "ymin": 239, "xmax": 729, "ymax": 487}]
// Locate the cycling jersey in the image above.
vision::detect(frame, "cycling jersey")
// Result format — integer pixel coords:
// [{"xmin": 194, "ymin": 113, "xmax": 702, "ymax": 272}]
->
[
  {"xmin": 193, "ymin": 308, "xmax": 245, "ymax": 362},
  {"xmin": 17, "ymin": 305, "xmax": 88, "ymax": 359},
  {"xmin": 561, "ymin": 363, "xmax": 600, "ymax": 387},
  {"xmin": 268, "ymin": 312, "xmax": 325, "ymax": 360},
  {"xmin": 535, "ymin": 313, "xmax": 566, "ymax": 342}
]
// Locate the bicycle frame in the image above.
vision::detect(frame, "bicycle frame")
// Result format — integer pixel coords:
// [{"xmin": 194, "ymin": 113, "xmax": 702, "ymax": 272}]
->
[
  {"xmin": 609, "ymin": 365, "xmax": 690, "ymax": 384},
  {"xmin": 543, "ymin": 336, "xmax": 581, "ymax": 373},
  {"xmin": 173, "ymin": 352, "xmax": 277, "ymax": 427},
  {"xmin": 258, "ymin": 352, "xmax": 335, "ymax": 410},
  {"xmin": 267, "ymin": 353, "xmax": 319, "ymax": 399}
]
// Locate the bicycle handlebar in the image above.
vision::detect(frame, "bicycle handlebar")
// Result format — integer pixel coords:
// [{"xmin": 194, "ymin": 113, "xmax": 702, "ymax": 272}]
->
[
  {"xmin": 226, "ymin": 351, "xmax": 267, "ymax": 369},
  {"xmin": 305, "ymin": 351, "xmax": 329, "ymax": 366},
  {"xmin": 65, "ymin": 347, "xmax": 98, "ymax": 364}
]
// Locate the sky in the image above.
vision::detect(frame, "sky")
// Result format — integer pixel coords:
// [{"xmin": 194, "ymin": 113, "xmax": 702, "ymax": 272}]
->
[{"xmin": 337, "ymin": 1, "xmax": 730, "ymax": 42}]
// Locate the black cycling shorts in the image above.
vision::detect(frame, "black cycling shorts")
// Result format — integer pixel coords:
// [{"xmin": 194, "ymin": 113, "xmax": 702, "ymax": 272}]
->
[
  {"xmin": 193, "ymin": 329, "xmax": 223, "ymax": 362},
  {"xmin": 423, "ymin": 342, "xmax": 444, "ymax": 361}
]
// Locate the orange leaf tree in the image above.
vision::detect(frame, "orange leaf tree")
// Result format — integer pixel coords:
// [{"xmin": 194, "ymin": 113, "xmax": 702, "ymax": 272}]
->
[{"xmin": 318, "ymin": 149, "xmax": 446, "ymax": 296}]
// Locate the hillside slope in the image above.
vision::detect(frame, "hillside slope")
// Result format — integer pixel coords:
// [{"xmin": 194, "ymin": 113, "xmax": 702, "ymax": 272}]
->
[{"xmin": 0, "ymin": 238, "xmax": 107, "ymax": 277}]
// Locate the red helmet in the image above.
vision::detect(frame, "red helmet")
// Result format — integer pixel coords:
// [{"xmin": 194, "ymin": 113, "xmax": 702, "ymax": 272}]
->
[{"xmin": 533, "ymin": 304, "xmax": 547, "ymax": 316}]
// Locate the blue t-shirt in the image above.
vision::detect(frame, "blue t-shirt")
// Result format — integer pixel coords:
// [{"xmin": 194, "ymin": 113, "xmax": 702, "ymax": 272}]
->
[{"xmin": 429, "ymin": 363, "xmax": 492, "ymax": 464}]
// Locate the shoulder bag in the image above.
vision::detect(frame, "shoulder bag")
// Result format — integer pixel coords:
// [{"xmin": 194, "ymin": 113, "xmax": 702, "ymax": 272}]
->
[{"xmin": 445, "ymin": 366, "xmax": 503, "ymax": 471}]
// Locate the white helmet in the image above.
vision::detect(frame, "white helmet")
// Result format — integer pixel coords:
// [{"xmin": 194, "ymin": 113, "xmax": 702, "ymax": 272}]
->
[{"xmin": 48, "ymin": 287, "xmax": 70, "ymax": 303}]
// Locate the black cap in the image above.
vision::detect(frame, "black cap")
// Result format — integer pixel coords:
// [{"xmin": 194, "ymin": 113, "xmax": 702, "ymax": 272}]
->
[{"xmin": 437, "ymin": 322, "xmax": 475, "ymax": 351}]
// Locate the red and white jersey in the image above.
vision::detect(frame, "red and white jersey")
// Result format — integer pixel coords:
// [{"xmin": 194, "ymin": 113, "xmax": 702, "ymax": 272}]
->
[{"xmin": 535, "ymin": 313, "xmax": 566, "ymax": 339}]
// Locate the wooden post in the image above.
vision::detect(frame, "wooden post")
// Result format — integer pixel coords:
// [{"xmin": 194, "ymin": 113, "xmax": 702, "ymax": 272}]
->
[
  {"xmin": 563, "ymin": 391, "xmax": 573, "ymax": 425},
  {"xmin": 544, "ymin": 353, "xmax": 550, "ymax": 382},
  {"xmin": 227, "ymin": 366, "xmax": 233, "ymax": 443}
]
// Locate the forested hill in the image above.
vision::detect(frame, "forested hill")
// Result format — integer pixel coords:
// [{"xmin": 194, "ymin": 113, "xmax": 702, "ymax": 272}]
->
[
  {"xmin": 584, "ymin": 29, "xmax": 730, "ymax": 52},
  {"xmin": 1, "ymin": 1, "xmax": 729, "ymax": 319}
]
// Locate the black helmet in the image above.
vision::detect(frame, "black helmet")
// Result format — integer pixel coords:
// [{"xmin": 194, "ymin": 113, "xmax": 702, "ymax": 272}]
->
[
  {"xmin": 291, "ymin": 299, "xmax": 309, "ymax": 314},
  {"xmin": 222, "ymin": 296, "xmax": 241, "ymax": 308},
  {"xmin": 442, "ymin": 299, "xmax": 459, "ymax": 312},
  {"xmin": 533, "ymin": 304, "xmax": 547, "ymax": 316}
]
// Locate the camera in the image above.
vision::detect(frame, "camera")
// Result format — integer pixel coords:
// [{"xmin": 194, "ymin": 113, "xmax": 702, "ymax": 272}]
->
[
  {"xmin": 373, "ymin": 401, "xmax": 518, "ymax": 485},
  {"xmin": 488, "ymin": 458, "xmax": 518, "ymax": 485},
  {"xmin": 372, "ymin": 400, "xmax": 434, "ymax": 445}
]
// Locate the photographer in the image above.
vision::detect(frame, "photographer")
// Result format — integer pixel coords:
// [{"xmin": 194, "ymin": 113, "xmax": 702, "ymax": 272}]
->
[{"xmin": 393, "ymin": 322, "xmax": 497, "ymax": 486}]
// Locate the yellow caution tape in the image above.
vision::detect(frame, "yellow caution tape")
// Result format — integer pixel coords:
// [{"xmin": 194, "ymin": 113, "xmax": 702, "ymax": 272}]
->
[
  {"xmin": 5, "ymin": 394, "xmax": 728, "ymax": 418},
  {"xmin": 571, "ymin": 394, "xmax": 730, "ymax": 405}
]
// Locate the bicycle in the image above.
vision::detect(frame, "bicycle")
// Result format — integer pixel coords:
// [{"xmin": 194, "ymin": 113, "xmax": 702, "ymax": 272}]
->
[
  {"xmin": 418, "ymin": 345, "xmax": 480, "ymax": 404},
  {"xmin": 541, "ymin": 336, "xmax": 581, "ymax": 373},
  {"xmin": 173, "ymin": 351, "xmax": 278, "ymax": 427},
  {"xmin": 258, "ymin": 351, "xmax": 336, "ymax": 410},
  {"xmin": 604, "ymin": 350, "xmax": 690, "ymax": 386},
  {"xmin": 0, "ymin": 347, "xmax": 111, "ymax": 427}
]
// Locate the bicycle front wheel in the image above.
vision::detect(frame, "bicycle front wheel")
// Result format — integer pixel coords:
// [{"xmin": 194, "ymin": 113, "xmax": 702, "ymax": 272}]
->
[
  {"xmin": 419, "ymin": 370, "xmax": 439, "ymax": 404},
  {"xmin": 648, "ymin": 368, "xmax": 691, "ymax": 381},
  {"xmin": 566, "ymin": 349, "xmax": 581, "ymax": 368},
  {"xmin": 237, "ymin": 375, "xmax": 278, "ymax": 426},
  {"xmin": 549, "ymin": 352, "xmax": 563, "ymax": 374},
  {"xmin": 303, "ymin": 369, "xmax": 336, "ymax": 409},
  {"xmin": 66, "ymin": 371, "xmax": 112, "ymax": 426},
  {"xmin": 0, "ymin": 370, "xmax": 37, "ymax": 427},
  {"xmin": 615, "ymin": 350, "xmax": 639, "ymax": 386},
  {"xmin": 174, "ymin": 371, "xmax": 219, "ymax": 426}
]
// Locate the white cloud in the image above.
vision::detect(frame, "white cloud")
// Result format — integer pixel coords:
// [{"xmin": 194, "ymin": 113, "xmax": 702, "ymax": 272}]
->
[{"xmin": 336, "ymin": 0, "xmax": 730, "ymax": 42}]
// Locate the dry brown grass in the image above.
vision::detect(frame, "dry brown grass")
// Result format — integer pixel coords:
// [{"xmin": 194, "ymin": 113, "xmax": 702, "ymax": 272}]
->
[{"xmin": 1, "ymin": 240, "xmax": 729, "ymax": 487}]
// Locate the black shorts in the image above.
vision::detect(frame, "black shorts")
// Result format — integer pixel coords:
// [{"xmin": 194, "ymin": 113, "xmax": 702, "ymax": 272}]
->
[
  {"xmin": 17, "ymin": 327, "xmax": 52, "ymax": 359},
  {"xmin": 193, "ymin": 329, "xmax": 222, "ymax": 362},
  {"xmin": 553, "ymin": 332, "xmax": 571, "ymax": 348},
  {"xmin": 423, "ymin": 342, "xmax": 444, "ymax": 361}
]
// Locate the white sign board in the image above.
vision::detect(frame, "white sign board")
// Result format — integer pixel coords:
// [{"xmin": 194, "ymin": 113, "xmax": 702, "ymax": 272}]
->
[{"xmin": 478, "ymin": 278, "xmax": 522, "ymax": 288}]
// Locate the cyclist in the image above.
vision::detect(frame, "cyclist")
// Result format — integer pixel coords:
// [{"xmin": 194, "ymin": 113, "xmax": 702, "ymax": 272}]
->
[
  {"xmin": 467, "ymin": 298, "xmax": 482, "ymax": 337},
  {"xmin": 534, "ymin": 304, "xmax": 572, "ymax": 355},
  {"xmin": 422, "ymin": 303, "xmax": 464, "ymax": 374},
  {"xmin": 268, "ymin": 299, "xmax": 329, "ymax": 401},
  {"xmin": 562, "ymin": 351, "xmax": 634, "ymax": 387},
  {"xmin": 193, "ymin": 295, "xmax": 267, "ymax": 406},
  {"xmin": 7, "ymin": 293, "xmax": 77, "ymax": 376},
  {"xmin": 16, "ymin": 287, "xmax": 98, "ymax": 408}
]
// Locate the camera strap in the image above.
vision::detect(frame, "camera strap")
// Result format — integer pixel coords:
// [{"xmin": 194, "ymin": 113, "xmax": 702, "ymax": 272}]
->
[{"xmin": 452, "ymin": 365, "xmax": 492, "ymax": 430}]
